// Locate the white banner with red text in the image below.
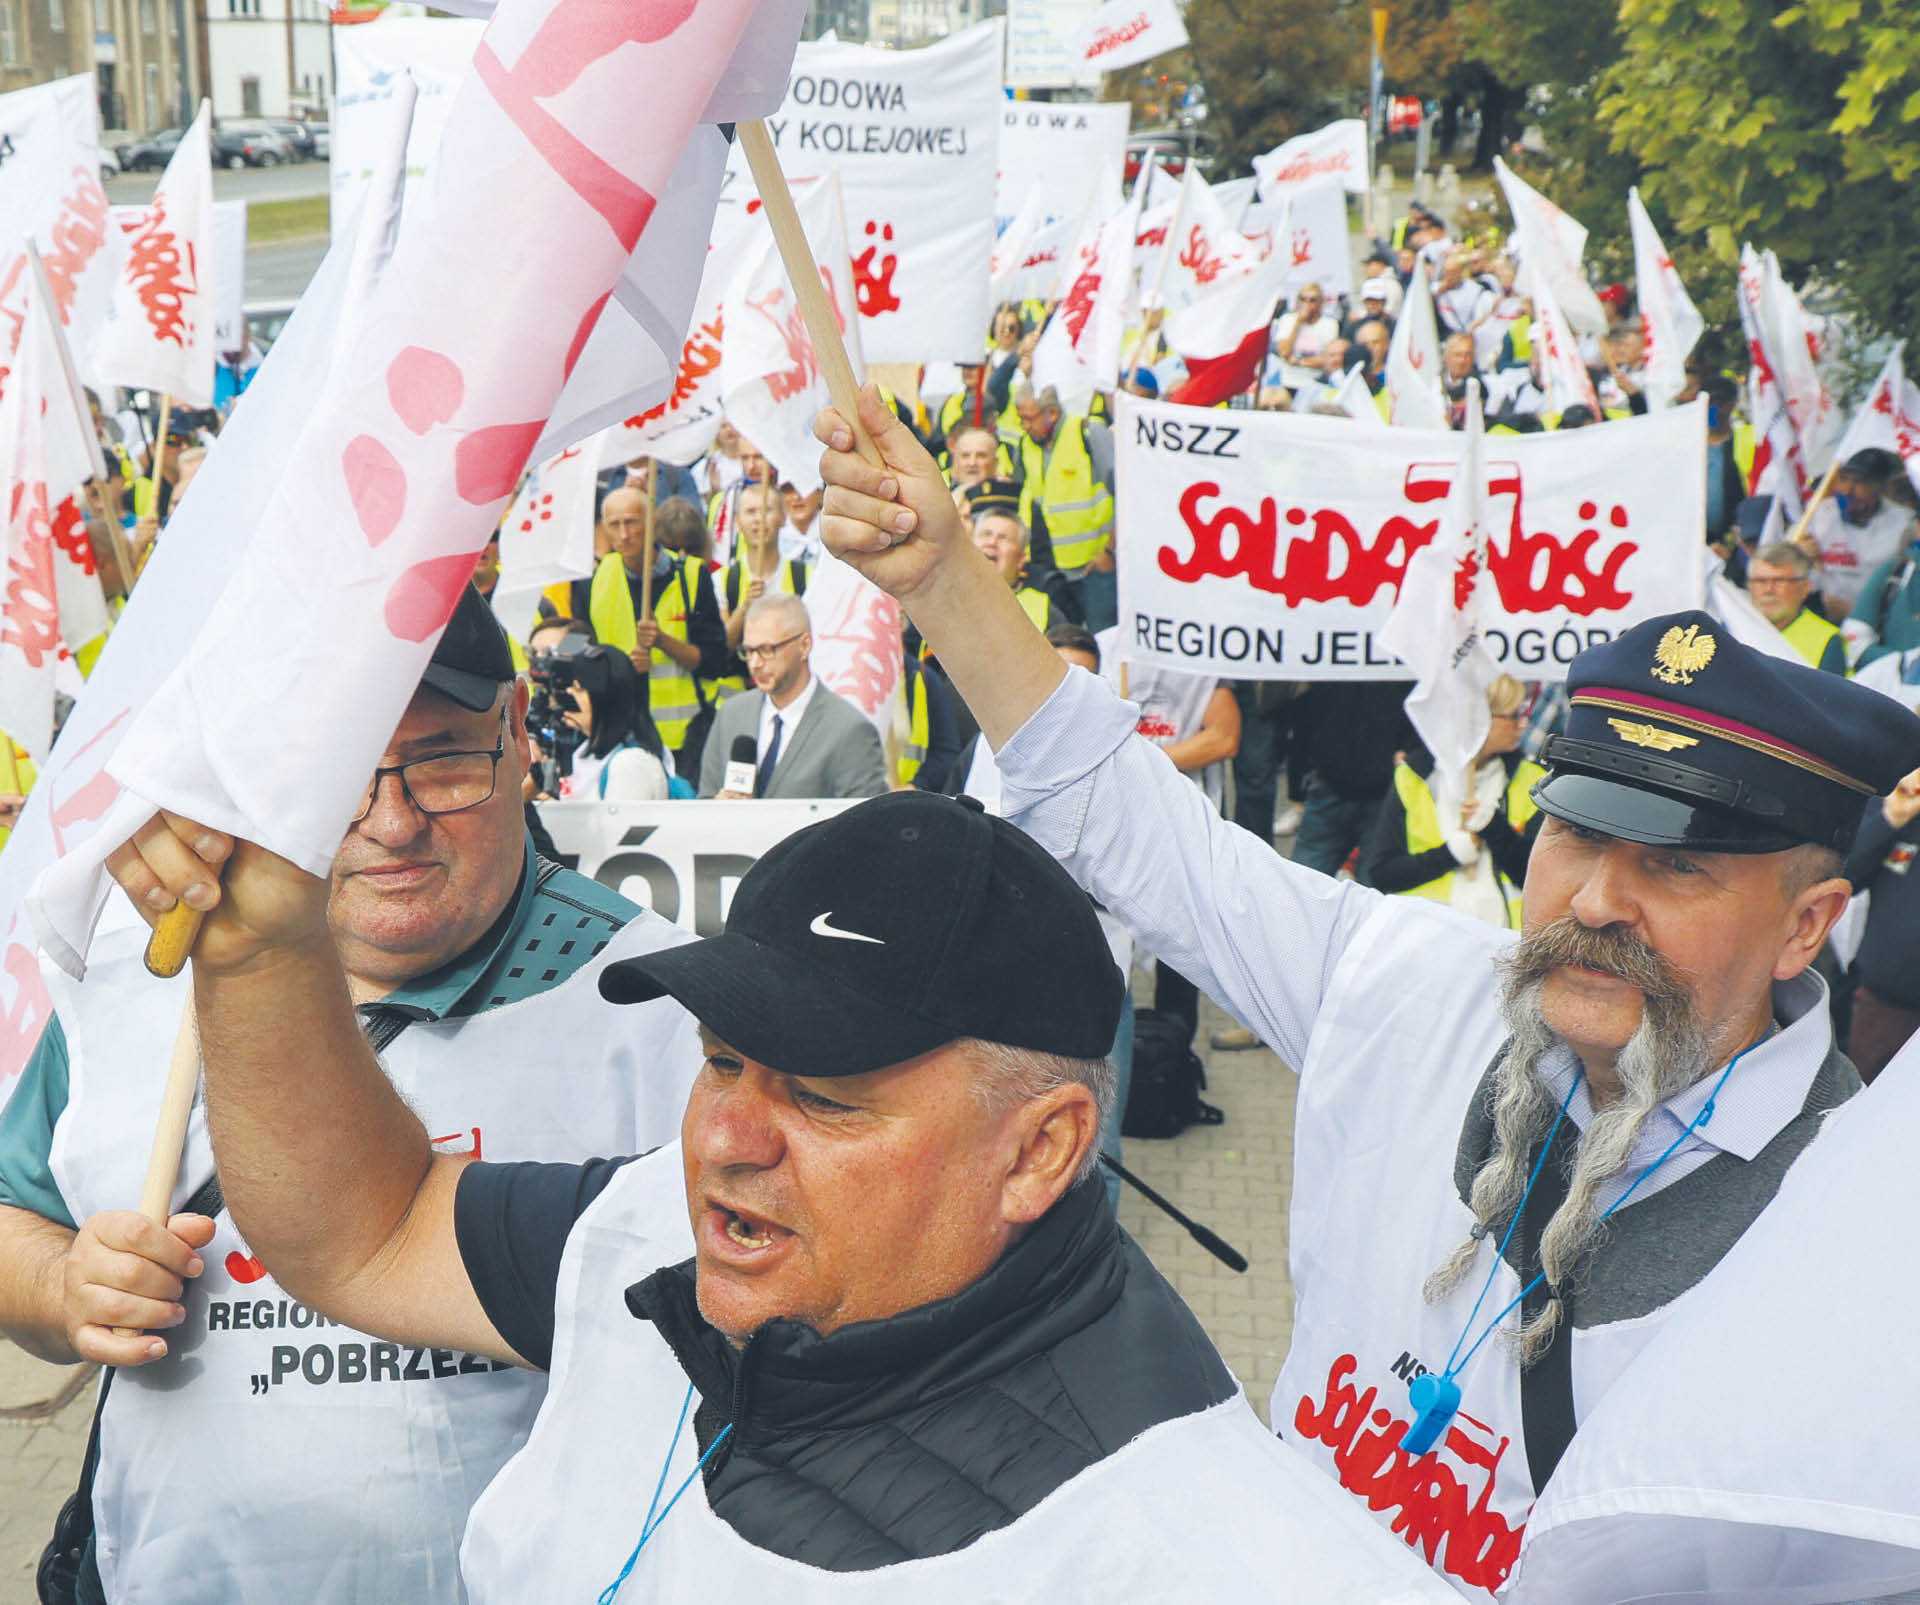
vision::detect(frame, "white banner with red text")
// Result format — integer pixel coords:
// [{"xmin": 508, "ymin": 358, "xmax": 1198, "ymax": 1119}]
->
[
  {"xmin": 1072, "ymin": 0, "xmax": 1189, "ymax": 73},
  {"xmin": 1113, "ymin": 395, "xmax": 1707, "ymax": 681},
  {"xmin": 537, "ymin": 797, "xmax": 857, "ymax": 935},
  {"xmin": 994, "ymin": 100, "xmax": 1128, "ymax": 232},
  {"xmin": 1252, "ymin": 119, "xmax": 1368, "ymax": 200},
  {"xmin": 717, "ymin": 22, "xmax": 1001, "ymax": 364}
]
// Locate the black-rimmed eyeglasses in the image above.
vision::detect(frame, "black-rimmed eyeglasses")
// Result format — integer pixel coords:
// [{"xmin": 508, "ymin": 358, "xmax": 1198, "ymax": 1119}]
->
[{"xmin": 352, "ymin": 709, "xmax": 510, "ymax": 823}]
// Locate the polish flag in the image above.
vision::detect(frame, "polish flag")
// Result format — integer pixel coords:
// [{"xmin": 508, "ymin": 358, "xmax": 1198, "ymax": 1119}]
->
[
  {"xmin": 90, "ymin": 101, "xmax": 216, "ymax": 407},
  {"xmin": 1163, "ymin": 212, "xmax": 1289, "ymax": 407},
  {"xmin": 1158, "ymin": 165, "xmax": 1266, "ymax": 318}
]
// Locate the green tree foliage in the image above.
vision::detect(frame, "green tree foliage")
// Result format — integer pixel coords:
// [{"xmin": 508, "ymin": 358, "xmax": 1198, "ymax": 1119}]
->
[
  {"xmin": 1596, "ymin": 0, "xmax": 1920, "ymax": 343},
  {"xmin": 1165, "ymin": 0, "xmax": 1366, "ymax": 171}
]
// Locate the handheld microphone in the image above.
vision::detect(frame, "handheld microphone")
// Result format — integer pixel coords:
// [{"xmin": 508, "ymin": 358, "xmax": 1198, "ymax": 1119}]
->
[
  {"xmin": 1099, "ymin": 1153, "xmax": 1249, "ymax": 1273},
  {"xmin": 724, "ymin": 735, "xmax": 758, "ymax": 798}
]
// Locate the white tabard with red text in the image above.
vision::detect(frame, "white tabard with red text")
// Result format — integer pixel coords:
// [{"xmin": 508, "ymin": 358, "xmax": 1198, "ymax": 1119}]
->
[
  {"xmin": 1113, "ymin": 395, "xmax": 1706, "ymax": 681},
  {"xmin": 1283, "ymin": 896, "xmax": 1671, "ymax": 1597},
  {"xmin": 717, "ymin": 23, "xmax": 1001, "ymax": 363}
]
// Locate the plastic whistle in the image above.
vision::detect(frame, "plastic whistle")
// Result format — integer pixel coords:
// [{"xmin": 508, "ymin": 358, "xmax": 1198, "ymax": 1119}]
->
[{"xmin": 1399, "ymin": 1371, "xmax": 1462, "ymax": 1457}]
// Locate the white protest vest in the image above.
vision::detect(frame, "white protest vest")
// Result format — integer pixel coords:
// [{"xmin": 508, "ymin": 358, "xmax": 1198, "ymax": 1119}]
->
[
  {"xmin": 44, "ymin": 905, "xmax": 702, "ymax": 1605},
  {"xmin": 1272, "ymin": 898, "xmax": 1673, "ymax": 1599},
  {"xmin": 460, "ymin": 1147, "xmax": 1457, "ymax": 1603}
]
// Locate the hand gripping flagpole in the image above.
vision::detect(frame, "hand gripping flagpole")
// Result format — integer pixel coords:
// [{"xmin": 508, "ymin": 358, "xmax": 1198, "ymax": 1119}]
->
[{"xmin": 736, "ymin": 121, "xmax": 884, "ymax": 472}]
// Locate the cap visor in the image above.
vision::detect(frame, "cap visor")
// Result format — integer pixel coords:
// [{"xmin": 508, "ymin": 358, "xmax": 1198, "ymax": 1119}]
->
[
  {"xmin": 1532, "ymin": 773, "xmax": 1799, "ymax": 854},
  {"xmin": 600, "ymin": 934, "xmax": 959, "ymax": 1079},
  {"xmin": 419, "ymin": 663, "xmax": 504, "ymax": 712}
]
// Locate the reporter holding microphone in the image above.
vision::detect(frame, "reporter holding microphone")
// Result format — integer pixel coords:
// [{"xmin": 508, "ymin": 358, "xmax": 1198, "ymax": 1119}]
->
[{"xmin": 699, "ymin": 595, "xmax": 886, "ymax": 801}]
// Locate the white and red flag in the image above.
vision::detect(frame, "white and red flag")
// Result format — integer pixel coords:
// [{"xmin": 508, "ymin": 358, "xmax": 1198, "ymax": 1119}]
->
[
  {"xmin": 999, "ymin": 209, "xmax": 1080, "ymax": 305},
  {"xmin": 1379, "ymin": 382, "xmax": 1498, "ymax": 792},
  {"xmin": 1494, "ymin": 156, "xmax": 1608, "ymax": 338},
  {"xmin": 1626, "ymin": 188, "xmax": 1701, "ymax": 411},
  {"xmin": 29, "ymin": 0, "xmax": 806, "ymax": 976},
  {"xmin": 1735, "ymin": 243, "xmax": 1814, "ymax": 516},
  {"xmin": 1072, "ymin": 0, "xmax": 1189, "ymax": 73},
  {"xmin": 1532, "ymin": 272, "xmax": 1602, "ymax": 421},
  {"xmin": 1262, "ymin": 180, "xmax": 1353, "ymax": 300},
  {"xmin": 0, "ymin": 75, "xmax": 121, "ymax": 409},
  {"xmin": 722, "ymin": 173, "xmax": 865, "ymax": 495},
  {"xmin": 1385, "ymin": 260, "xmax": 1447, "ymax": 430},
  {"xmin": 1033, "ymin": 192, "xmax": 1139, "ymax": 411},
  {"xmin": 0, "ymin": 272, "xmax": 111, "ymax": 759},
  {"xmin": 489, "ymin": 437, "xmax": 603, "ymax": 646},
  {"xmin": 1162, "ymin": 211, "xmax": 1287, "ymax": 407},
  {"xmin": 1157, "ymin": 165, "xmax": 1264, "ymax": 317},
  {"xmin": 989, "ymin": 184, "xmax": 1048, "ymax": 306},
  {"xmin": 91, "ymin": 101, "xmax": 216, "ymax": 406},
  {"xmin": 804, "ymin": 549, "xmax": 903, "ymax": 742},
  {"xmin": 1833, "ymin": 343, "xmax": 1920, "ymax": 499},
  {"xmin": 1252, "ymin": 119, "xmax": 1368, "ymax": 200}
]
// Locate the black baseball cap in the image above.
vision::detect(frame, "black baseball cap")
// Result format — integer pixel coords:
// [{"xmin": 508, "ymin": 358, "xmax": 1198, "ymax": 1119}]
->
[
  {"xmin": 965, "ymin": 478, "xmax": 1023, "ymax": 519},
  {"xmin": 420, "ymin": 583, "xmax": 516, "ymax": 712},
  {"xmin": 599, "ymin": 791, "xmax": 1123, "ymax": 1077}
]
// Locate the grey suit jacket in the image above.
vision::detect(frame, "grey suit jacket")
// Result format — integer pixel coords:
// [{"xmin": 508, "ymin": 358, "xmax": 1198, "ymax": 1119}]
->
[{"xmin": 698, "ymin": 680, "xmax": 888, "ymax": 800}]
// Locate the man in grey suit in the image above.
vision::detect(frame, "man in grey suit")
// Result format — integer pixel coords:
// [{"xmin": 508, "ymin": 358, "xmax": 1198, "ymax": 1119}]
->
[{"xmin": 700, "ymin": 594, "xmax": 889, "ymax": 800}]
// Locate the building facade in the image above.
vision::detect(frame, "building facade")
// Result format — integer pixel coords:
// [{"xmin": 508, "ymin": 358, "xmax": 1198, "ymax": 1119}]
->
[
  {"xmin": 0, "ymin": 0, "xmax": 199, "ymax": 136},
  {"xmin": 204, "ymin": 0, "xmax": 329, "ymax": 121}
]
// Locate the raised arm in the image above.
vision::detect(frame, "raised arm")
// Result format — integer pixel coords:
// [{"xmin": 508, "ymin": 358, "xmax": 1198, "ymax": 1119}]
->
[
  {"xmin": 104, "ymin": 817, "xmax": 525, "ymax": 1366},
  {"xmin": 813, "ymin": 390, "xmax": 1380, "ymax": 1069}
]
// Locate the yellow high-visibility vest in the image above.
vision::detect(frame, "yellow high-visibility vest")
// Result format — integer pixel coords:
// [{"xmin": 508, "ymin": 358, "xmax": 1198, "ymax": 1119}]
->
[
  {"xmin": 893, "ymin": 661, "xmax": 931, "ymax": 788},
  {"xmin": 1779, "ymin": 607, "xmax": 1844, "ymax": 672},
  {"xmin": 1014, "ymin": 586, "xmax": 1051, "ymax": 633},
  {"xmin": 1017, "ymin": 414, "xmax": 1114, "ymax": 574},
  {"xmin": 1392, "ymin": 758, "xmax": 1545, "ymax": 928},
  {"xmin": 587, "ymin": 552, "xmax": 709, "ymax": 749}
]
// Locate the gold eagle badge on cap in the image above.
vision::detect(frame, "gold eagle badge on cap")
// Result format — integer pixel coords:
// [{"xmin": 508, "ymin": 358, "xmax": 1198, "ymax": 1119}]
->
[
  {"xmin": 1651, "ymin": 624, "xmax": 1716, "ymax": 686},
  {"xmin": 1607, "ymin": 717, "xmax": 1699, "ymax": 752}
]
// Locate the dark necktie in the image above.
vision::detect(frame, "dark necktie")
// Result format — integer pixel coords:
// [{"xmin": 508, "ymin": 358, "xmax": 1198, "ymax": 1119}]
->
[{"xmin": 755, "ymin": 713, "xmax": 784, "ymax": 796}]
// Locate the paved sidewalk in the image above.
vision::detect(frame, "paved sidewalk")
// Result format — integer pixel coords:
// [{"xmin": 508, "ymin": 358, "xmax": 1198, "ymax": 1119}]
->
[{"xmin": 0, "ymin": 1002, "xmax": 1300, "ymax": 1596}]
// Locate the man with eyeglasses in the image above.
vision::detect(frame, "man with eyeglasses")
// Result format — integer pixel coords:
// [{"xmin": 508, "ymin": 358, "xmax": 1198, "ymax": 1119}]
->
[
  {"xmin": 1744, "ymin": 541, "xmax": 1848, "ymax": 674},
  {"xmin": 699, "ymin": 595, "xmax": 885, "ymax": 801},
  {"xmin": 0, "ymin": 587, "xmax": 703, "ymax": 1604}
]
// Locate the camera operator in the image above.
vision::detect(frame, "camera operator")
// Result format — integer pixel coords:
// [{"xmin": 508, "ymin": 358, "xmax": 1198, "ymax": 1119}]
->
[{"xmin": 529, "ymin": 626, "xmax": 677, "ymax": 802}]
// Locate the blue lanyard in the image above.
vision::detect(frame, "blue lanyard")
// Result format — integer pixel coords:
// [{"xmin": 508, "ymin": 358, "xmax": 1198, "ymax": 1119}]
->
[
  {"xmin": 598, "ymin": 1384, "xmax": 734, "ymax": 1603},
  {"xmin": 1401, "ymin": 1034, "xmax": 1764, "ymax": 1456}
]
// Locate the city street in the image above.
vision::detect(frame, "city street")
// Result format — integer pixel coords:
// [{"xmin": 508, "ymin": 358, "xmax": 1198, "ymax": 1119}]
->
[{"xmin": 104, "ymin": 158, "xmax": 330, "ymax": 208}]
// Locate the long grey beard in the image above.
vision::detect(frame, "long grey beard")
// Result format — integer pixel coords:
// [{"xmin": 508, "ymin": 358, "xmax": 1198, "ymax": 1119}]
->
[{"xmin": 1424, "ymin": 922, "xmax": 1712, "ymax": 1367}]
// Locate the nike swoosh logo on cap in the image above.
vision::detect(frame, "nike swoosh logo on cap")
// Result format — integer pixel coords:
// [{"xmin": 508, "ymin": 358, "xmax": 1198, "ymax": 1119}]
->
[{"xmin": 809, "ymin": 912, "xmax": 885, "ymax": 945}]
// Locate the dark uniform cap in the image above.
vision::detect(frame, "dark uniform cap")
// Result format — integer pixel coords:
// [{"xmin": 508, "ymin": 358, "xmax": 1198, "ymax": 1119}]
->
[
  {"xmin": 1535, "ymin": 610, "xmax": 1920, "ymax": 854},
  {"xmin": 1843, "ymin": 447, "xmax": 1902, "ymax": 484},
  {"xmin": 420, "ymin": 583, "xmax": 517, "ymax": 712},
  {"xmin": 964, "ymin": 478, "xmax": 1023, "ymax": 519},
  {"xmin": 599, "ymin": 791, "xmax": 1123, "ymax": 1078}
]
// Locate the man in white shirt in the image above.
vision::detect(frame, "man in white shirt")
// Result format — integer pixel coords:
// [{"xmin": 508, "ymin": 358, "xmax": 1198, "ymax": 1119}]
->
[
  {"xmin": 811, "ymin": 387, "xmax": 1920, "ymax": 1597},
  {"xmin": 1804, "ymin": 448, "xmax": 1916, "ymax": 619},
  {"xmin": 1270, "ymin": 283, "xmax": 1340, "ymax": 392}
]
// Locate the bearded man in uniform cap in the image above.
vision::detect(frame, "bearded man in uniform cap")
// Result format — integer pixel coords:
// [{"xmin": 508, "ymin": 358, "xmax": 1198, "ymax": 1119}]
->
[{"xmin": 811, "ymin": 388, "xmax": 1920, "ymax": 1597}]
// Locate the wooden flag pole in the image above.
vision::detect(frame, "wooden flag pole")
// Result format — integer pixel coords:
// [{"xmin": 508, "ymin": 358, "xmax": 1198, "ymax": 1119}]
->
[
  {"xmin": 1788, "ymin": 461, "xmax": 1841, "ymax": 551},
  {"xmin": 107, "ymin": 1007, "xmax": 201, "ymax": 1340},
  {"xmin": 147, "ymin": 393, "xmax": 174, "ymax": 530},
  {"xmin": 639, "ymin": 462, "xmax": 658, "ymax": 624},
  {"xmin": 736, "ymin": 122, "xmax": 884, "ymax": 472}
]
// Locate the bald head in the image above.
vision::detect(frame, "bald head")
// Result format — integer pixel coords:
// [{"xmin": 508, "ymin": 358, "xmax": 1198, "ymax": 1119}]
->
[{"xmin": 602, "ymin": 487, "xmax": 650, "ymax": 568}]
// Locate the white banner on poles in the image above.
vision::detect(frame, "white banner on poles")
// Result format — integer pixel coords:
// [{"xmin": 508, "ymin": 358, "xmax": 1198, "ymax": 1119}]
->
[
  {"xmin": 1252, "ymin": 119, "xmax": 1368, "ymax": 200},
  {"xmin": 1113, "ymin": 395, "xmax": 1707, "ymax": 681},
  {"xmin": 1072, "ymin": 0, "xmax": 1189, "ymax": 72},
  {"xmin": 537, "ymin": 797, "xmax": 857, "ymax": 933},
  {"xmin": 0, "ymin": 75, "xmax": 121, "ymax": 406},
  {"xmin": 330, "ymin": 13, "xmax": 487, "ymax": 241},
  {"xmin": 211, "ymin": 200, "xmax": 248, "ymax": 353},
  {"xmin": 719, "ymin": 23, "xmax": 1001, "ymax": 364},
  {"xmin": 994, "ymin": 100, "xmax": 1128, "ymax": 231},
  {"xmin": 1004, "ymin": 0, "xmax": 1103, "ymax": 89}
]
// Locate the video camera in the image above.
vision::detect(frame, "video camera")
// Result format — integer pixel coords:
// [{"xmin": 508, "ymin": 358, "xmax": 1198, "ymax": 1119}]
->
[{"xmin": 526, "ymin": 633, "xmax": 594, "ymax": 787}]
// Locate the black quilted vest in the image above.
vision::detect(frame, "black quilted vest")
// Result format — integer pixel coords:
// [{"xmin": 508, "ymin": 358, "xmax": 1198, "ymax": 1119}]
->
[{"xmin": 624, "ymin": 1178, "xmax": 1236, "ymax": 1571}]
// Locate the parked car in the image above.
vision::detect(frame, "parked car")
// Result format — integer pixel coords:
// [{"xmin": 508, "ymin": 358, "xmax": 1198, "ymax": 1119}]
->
[
  {"xmin": 308, "ymin": 123, "xmax": 330, "ymax": 160},
  {"xmin": 98, "ymin": 146, "xmax": 121, "ymax": 186},
  {"xmin": 117, "ymin": 127, "xmax": 186, "ymax": 172},
  {"xmin": 214, "ymin": 121, "xmax": 296, "ymax": 169},
  {"xmin": 243, "ymin": 298, "xmax": 298, "ymax": 356},
  {"xmin": 263, "ymin": 118, "xmax": 318, "ymax": 160}
]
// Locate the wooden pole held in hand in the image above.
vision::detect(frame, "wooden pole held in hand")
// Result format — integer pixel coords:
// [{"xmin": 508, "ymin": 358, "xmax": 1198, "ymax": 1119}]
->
[
  {"xmin": 736, "ymin": 121, "xmax": 885, "ymax": 471},
  {"xmin": 108, "ymin": 1009, "xmax": 202, "ymax": 1340},
  {"xmin": 639, "ymin": 458, "xmax": 658, "ymax": 624},
  {"xmin": 1788, "ymin": 461, "xmax": 1840, "ymax": 549},
  {"xmin": 148, "ymin": 393, "xmax": 174, "ymax": 529},
  {"xmin": 145, "ymin": 902, "xmax": 205, "ymax": 979}
]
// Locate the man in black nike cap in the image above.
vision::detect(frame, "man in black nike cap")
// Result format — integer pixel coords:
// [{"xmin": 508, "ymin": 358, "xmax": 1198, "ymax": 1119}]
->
[{"xmin": 98, "ymin": 786, "xmax": 1454, "ymax": 1593}]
